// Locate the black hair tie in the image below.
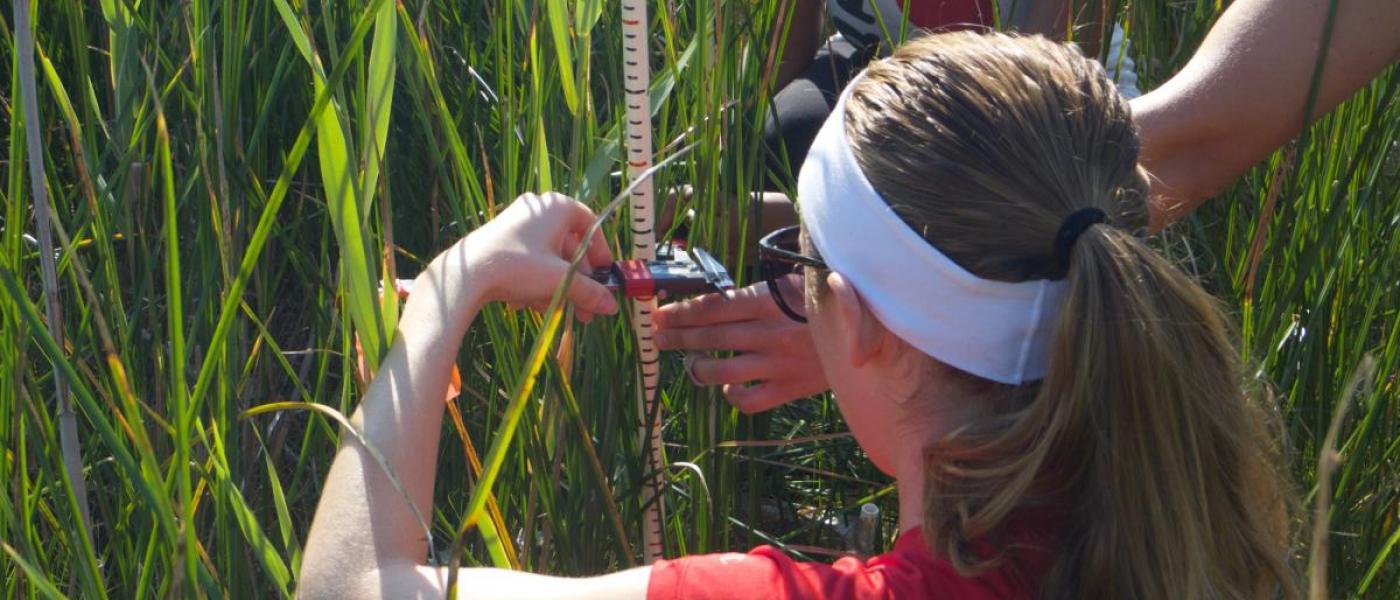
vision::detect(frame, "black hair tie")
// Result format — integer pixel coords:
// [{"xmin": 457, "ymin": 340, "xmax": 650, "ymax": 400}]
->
[{"xmin": 1054, "ymin": 207, "xmax": 1108, "ymax": 272}]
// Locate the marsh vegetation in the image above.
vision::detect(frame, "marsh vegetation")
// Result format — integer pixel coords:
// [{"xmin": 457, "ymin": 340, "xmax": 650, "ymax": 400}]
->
[{"xmin": 1, "ymin": 0, "xmax": 1396, "ymax": 597}]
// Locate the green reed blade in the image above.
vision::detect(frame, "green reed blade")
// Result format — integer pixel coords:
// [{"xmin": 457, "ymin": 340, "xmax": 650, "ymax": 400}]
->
[
  {"xmin": 1, "ymin": 543, "xmax": 68, "ymax": 600},
  {"xmin": 546, "ymin": 0, "xmax": 580, "ymax": 114},
  {"xmin": 361, "ymin": 0, "xmax": 397, "ymax": 218}
]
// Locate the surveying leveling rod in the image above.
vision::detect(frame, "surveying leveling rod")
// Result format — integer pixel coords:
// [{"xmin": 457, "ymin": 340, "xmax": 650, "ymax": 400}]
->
[{"xmin": 621, "ymin": 0, "xmax": 667, "ymax": 563}]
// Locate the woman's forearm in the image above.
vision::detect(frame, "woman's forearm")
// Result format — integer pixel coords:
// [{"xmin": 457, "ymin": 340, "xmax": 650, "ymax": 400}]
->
[
  {"xmin": 1134, "ymin": 0, "xmax": 1400, "ymax": 230},
  {"xmin": 300, "ymin": 242, "xmax": 485, "ymax": 596}
]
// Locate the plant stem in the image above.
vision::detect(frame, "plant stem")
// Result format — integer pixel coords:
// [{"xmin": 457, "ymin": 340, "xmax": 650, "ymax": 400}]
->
[{"xmin": 14, "ymin": 0, "xmax": 94, "ymax": 544}]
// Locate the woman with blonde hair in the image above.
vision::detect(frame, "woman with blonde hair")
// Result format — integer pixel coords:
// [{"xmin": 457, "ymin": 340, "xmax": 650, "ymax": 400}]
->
[{"xmin": 299, "ymin": 31, "xmax": 1297, "ymax": 599}]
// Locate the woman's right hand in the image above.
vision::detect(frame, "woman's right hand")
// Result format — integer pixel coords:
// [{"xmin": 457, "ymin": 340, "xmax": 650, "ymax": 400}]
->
[
  {"xmin": 653, "ymin": 277, "xmax": 828, "ymax": 413},
  {"xmin": 458, "ymin": 192, "xmax": 620, "ymax": 321}
]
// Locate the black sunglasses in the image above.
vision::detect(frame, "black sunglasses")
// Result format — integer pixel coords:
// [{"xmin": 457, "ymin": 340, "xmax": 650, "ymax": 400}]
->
[{"xmin": 758, "ymin": 225, "xmax": 826, "ymax": 323}]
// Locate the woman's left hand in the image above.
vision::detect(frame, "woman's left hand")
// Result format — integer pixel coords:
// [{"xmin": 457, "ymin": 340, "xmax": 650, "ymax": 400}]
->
[{"xmin": 458, "ymin": 192, "xmax": 620, "ymax": 322}]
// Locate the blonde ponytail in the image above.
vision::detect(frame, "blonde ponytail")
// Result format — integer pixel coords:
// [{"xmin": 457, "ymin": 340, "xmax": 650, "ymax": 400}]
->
[{"xmin": 1033, "ymin": 226, "xmax": 1294, "ymax": 599}]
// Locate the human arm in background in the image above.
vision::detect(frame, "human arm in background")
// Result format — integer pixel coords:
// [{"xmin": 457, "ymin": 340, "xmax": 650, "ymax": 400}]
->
[
  {"xmin": 657, "ymin": 0, "xmax": 1400, "ymax": 410},
  {"xmin": 296, "ymin": 194, "xmax": 650, "ymax": 600},
  {"xmin": 774, "ymin": 0, "xmax": 826, "ymax": 92},
  {"xmin": 1134, "ymin": 0, "xmax": 1400, "ymax": 230},
  {"xmin": 1019, "ymin": 0, "xmax": 1105, "ymax": 61}
]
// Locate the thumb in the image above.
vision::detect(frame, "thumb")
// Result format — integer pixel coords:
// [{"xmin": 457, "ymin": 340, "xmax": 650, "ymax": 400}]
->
[{"xmin": 566, "ymin": 274, "xmax": 619, "ymax": 317}]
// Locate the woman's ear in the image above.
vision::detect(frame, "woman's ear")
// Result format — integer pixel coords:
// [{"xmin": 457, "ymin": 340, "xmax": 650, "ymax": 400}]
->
[{"xmin": 825, "ymin": 272, "xmax": 887, "ymax": 368}]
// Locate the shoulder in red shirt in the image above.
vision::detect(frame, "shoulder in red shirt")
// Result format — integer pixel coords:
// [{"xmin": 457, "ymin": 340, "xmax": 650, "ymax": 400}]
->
[{"xmin": 648, "ymin": 518, "xmax": 1056, "ymax": 600}]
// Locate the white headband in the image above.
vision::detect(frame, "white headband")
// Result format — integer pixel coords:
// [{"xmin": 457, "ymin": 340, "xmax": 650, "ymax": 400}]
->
[{"xmin": 796, "ymin": 75, "xmax": 1064, "ymax": 384}]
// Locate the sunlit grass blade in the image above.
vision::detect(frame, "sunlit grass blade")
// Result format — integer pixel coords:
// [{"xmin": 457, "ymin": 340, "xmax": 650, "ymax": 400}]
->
[
  {"xmin": 254, "ymin": 428, "xmax": 303, "ymax": 575},
  {"xmin": 447, "ymin": 303, "xmax": 569, "ymax": 592},
  {"xmin": 445, "ymin": 398, "xmax": 520, "ymax": 569},
  {"xmin": 361, "ymin": 0, "xmax": 397, "ymax": 218},
  {"xmin": 1307, "ymin": 357, "xmax": 1373, "ymax": 600},
  {"xmin": 272, "ymin": 0, "xmax": 390, "ymax": 372},
  {"xmin": 546, "ymin": 0, "xmax": 580, "ymax": 114}
]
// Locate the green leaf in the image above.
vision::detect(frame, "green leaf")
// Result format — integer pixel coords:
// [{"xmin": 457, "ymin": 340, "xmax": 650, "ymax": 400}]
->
[
  {"xmin": 361, "ymin": 0, "xmax": 397, "ymax": 220},
  {"xmin": 273, "ymin": 0, "xmax": 388, "ymax": 371},
  {"xmin": 207, "ymin": 425, "xmax": 293, "ymax": 599},
  {"xmin": 546, "ymin": 0, "xmax": 579, "ymax": 114}
]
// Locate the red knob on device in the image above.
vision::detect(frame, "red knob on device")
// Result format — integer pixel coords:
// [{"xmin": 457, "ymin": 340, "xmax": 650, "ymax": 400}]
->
[{"xmin": 615, "ymin": 259, "xmax": 655, "ymax": 300}]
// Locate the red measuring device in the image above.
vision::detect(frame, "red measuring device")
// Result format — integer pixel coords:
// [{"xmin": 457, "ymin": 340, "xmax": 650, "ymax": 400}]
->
[{"xmin": 590, "ymin": 243, "xmax": 733, "ymax": 301}]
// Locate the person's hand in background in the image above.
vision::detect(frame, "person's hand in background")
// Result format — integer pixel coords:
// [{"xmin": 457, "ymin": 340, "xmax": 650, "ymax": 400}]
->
[{"xmin": 654, "ymin": 275, "xmax": 828, "ymax": 414}]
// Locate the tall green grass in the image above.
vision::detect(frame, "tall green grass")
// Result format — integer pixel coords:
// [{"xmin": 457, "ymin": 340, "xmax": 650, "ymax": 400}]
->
[{"xmin": 1, "ymin": 1, "xmax": 1395, "ymax": 598}]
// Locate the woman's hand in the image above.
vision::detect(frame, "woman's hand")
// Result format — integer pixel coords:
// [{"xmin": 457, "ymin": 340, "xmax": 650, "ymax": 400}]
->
[
  {"xmin": 457, "ymin": 192, "xmax": 620, "ymax": 321},
  {"xmin": 654, "ymin": 277, "xmax": 828, "ymax": 413}
]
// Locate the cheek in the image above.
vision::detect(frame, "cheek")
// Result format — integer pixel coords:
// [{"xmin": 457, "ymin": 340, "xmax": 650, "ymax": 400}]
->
[
  {"xmin": 805, "ymin": 293, "xmax": 840, "ymax": 377},
  {"xmin": 807, "ymin": 301, "xmax": 853, "ymax": 417},
  {"xmin": 807, "ymin": 302, "xmax": 898, "ymax": 475},
  {"xmin": 808, "ymin": 319, "xmax": 843, "ymax": 392}
]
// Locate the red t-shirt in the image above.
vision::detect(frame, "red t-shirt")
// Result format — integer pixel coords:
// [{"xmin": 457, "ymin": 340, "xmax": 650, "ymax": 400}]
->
[{"xmin": 647, "ymin": 521, "xmax": 1055, "ymax": 599}]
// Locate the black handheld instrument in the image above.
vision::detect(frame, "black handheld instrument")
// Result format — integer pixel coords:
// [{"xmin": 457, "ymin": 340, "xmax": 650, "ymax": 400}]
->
[{"xmin": 590, "ymin": 244, "xmax": 733, "ymax": 300}]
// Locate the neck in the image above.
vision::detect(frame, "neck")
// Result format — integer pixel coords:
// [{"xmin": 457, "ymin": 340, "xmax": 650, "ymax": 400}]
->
[
  {"xmin": 895, "ymin": 451, "xmax": 930, "ymax": 533},
  {"xmin": 889, "ymin": 372, "xmax": 989, "ymax": 534}
]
